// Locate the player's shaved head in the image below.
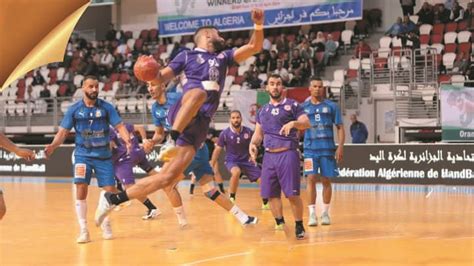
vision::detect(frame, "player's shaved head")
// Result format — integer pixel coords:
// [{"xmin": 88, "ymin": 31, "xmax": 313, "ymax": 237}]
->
[{"xmin": 194, "ymin": 25, "xmax": 219, "ymax": 44}]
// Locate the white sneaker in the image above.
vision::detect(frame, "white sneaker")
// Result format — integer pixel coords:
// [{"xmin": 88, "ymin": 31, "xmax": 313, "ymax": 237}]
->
[
  {"xmin": 95, "ymin": 191, "xmax": 116, "ymax": 227},
  {"xmin": 321, "ymin": 211, "xmax": 331, "ymax": 225},
  {"xmin": 76, "ymin": 229, "xmax": 91, "ymax": 244},
  {"xmin": 157, "ymin": 139, "xmax": 177, "ymax": 162},
  {"xmin": 142, "ymin": 209, "xmax": 161, "ymax": 220},
  {"xmin": 308, "ymin": 212, "xmax": 318, "ymax": 227},
  {"xmin": 101, "ymin": 220, "xmax": 113, "ymax": 240}
]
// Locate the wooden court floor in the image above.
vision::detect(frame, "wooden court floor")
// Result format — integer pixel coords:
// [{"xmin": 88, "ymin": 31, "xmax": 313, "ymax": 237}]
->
[{"xmin": 0, "ymin": 177, "xmax": 472, "ymax": 265}]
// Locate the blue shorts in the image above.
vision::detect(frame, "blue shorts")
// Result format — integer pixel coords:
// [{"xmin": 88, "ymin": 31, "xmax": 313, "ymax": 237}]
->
[
  {"xmin": 184, "ymin": 156, "xmax": 214, "ymax": 182},
  {"xmin": 73, "ymin": 155, "xmax": 115, "ymax": 187},
  {"xmin": 303, "ymin": 155, "xmax": 338, "ymax": 178}
]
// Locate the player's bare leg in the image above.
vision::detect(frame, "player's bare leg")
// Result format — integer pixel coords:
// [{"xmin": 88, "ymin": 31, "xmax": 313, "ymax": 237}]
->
[
  {"xmin": 228, "ymin": 166, "xmax": 241, "ymax": 202},
  {"xmin": 212, "ymin": 163, "xmax": 225, "ymax": 194},
  {"xmin": 198, "ymin": 174, "xmax": 257, "ymax": 225},
  {"xmin": 95, "ymin": 145, "xmax": 196, "ymax": 226},
  {"xmin": 320, "ymin": 177, "xmax": 332, "ymax": 225},
  {"xmin": 162, "ymin": 181, "xmax": 188, "ymax": 227},
  {"xmin": 269, "ymin": 197, "xmax": 285, "ymax": 229},
  {"xmin": 0, "ymin": 190, "xmax": 6, "ymax": 220},
  {"xmin": 306, "ymin": 174, "xmax": 318, "ymax": 226}
]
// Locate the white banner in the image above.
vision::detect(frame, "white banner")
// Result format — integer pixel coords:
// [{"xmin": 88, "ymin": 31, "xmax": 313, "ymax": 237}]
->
[
  {"xmin": 156, "ymin": 0, "xmax": 363, "ymax": 36},
  {"xmin": 232, "ymin": 90, "xmax": 257, "ymax": 130}
]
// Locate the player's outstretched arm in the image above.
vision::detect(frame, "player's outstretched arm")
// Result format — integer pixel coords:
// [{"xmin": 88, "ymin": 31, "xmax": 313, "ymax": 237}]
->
[
  {"xmin": 0, "ymin": 133, "xmax": 35, "ymax": 161},
  {"xmin": 234, "ymin": 8, "xmax": 264, "ymax": 63},
  {"xmin": 44, "ymin": 127, "xmax": 70, "ymax": 157},
  {"xmin": 280, "ymin": 114, "xmax": 311, "ymax": 136}
]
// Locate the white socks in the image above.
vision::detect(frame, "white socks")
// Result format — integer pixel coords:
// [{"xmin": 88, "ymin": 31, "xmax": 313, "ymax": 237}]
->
[
  {"xmin": 323, "ymin": 203, "xmax": 330, "ymax": 213},
  {"xmin": 173, "ymin": 206, "xmax": 187, "ymax": 226},
  {"xmin": 230, "ymin": 205, "xmax": 249, "ymax": 225},
  {"xmin": 308, "ymin": 204, "xmax": 316, "ymax": 216},
  {"xmin": 75, "ymin": 199, "xmax": 87, "ymax": 231}
]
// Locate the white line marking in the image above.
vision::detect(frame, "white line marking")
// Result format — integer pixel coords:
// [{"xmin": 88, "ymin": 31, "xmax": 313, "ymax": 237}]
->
[
  {"xmin": 425, "ymin": 188, "xmax": 434, "ymax": 198},
  {"xmin": 291, "ymin": 235, "xmax": 403, "ymax": 249},
  {"xmin": 444, "ymin": 236, "xmax": 474, "ymax": 241},
  {"xmin": 181, "ymin": 251, "xmax": 252, "ymax": 266}
]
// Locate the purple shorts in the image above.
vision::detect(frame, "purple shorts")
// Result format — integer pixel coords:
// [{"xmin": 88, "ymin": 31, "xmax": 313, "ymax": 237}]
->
[
  {"xmin": 260, "ymin": 149, "xmax": 301, "ymax": 198},
  {"xmin": 225, "ymin": 161, "xmax": 261, "ymax": 182},
  {"xmin": 114, "ymin": 149, "xmax": 153, "ymax": 185},
  {"xmin": 168, "ymin": 100, "xmax": 211, "ymax": 151}
]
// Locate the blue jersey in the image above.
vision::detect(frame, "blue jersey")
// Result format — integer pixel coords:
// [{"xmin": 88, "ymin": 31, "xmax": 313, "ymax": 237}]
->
[
  {"xmin": 151, "ymin": 92, "xmax": 182, "ymax": 131},
  {"xmin": 302, "ymin": 99, "xmax": 342, "ymax": 156},
  {"xmin": 61, "ymin": 99, "xmax": 122, "ymax": 159}
]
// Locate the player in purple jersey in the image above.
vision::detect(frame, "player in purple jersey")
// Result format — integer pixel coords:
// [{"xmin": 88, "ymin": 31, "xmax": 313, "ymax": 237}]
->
[
  {"xmin": 0, "ymin": 133, "xmax": 35, "ymax": 220},
  {"xmin": 303, "ymin": 77, "xmax": 345, "ymax": 226},
  {"xmin": 45, "ymin": 76, "xmax": 132, "ymax": 243},
  {"xmin": 94, "ymin": 9, "xmax": 265, "ymax": 226},
  {"xmin": 211, "ymin": 111, "xmax": 269, "ymax": 209},
  {"xmin": 110, "ymin": 123, "xmax": 162, "ymax": 220},
  {"xmin": 249, "ymin": 74, "xmax": 310, "ymax": 240}
]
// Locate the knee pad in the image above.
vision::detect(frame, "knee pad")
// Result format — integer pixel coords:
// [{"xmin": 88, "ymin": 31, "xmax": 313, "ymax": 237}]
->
[{"xmin": 204, "ymin": 188, "xmax": 220, "ymax": 201}]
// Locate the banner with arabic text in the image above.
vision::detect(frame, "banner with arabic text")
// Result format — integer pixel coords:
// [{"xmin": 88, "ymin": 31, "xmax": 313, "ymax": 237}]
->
[{"xmin": 157, "ymin": 0, "xmax": 362, "ymax": 37}]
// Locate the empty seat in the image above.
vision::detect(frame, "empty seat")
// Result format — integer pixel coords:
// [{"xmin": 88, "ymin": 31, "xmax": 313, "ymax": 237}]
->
[{"xmin": 419, "ymin": 24, "xmax": 433, "ymax": 35}]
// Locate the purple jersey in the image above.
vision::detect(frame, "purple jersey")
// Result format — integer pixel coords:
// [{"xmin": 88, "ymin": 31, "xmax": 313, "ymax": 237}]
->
[
  {"xmin": 256, "ymin": 98, "xmax": 305, "ymax": 150},
  {"xmin": 109, "ymin": 123, "xmax": 140, "ymax": 162},
  {"xmin": 167, "ymin": 48, "xmax": 235, "ymax": 118},
  {"xmin": 217, "ymin": 126, "xmax": 253, "ymax": 163}
]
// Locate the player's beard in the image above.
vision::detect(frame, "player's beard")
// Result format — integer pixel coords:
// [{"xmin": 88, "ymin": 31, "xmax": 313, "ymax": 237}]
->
[
  {"xmin": 85, "ymin": 91, "xmax": 98, "ymax": 100},
  {"xmin": 231, "ymin": 121, "xmax": 241, "ymax": 128},
  {"xmin": 211, "ymin": 39, "xmax": 225, "ymax": 53},
  {"xmin": 270, "ymin": 91, "xmax": 282, "ymax": 100}
]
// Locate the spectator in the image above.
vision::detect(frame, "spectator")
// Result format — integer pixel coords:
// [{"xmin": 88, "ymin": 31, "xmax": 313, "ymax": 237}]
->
[
  {"xmin": 288, "ymin": 69, "xmax": 304, "ymax": 87},
  {"xmin": 83, "ymin": 56, "xmax": 98, "ymax": 77},
  {"xmin": 416, "ymin": 2, "xmax": 435, "ymax": 25},
  {"xmin": 115, "ymin": 41, "xmax": 130, "ymax": 56},
  {"xmin": 385, "ymin": 17, "xmax": 403, "ymax": 36},
  {"xmin": 105, "ymin": 23, "xmax": 116, "ymax": 42},
  {"xmin": 262, "ymin": 37, "xmax": 272, "ymax": 51},
  {"xmin": 24, "ymin": 85, "xmax": 38, "ymax": 103},
  {"xmin": 353, "ymin": 40, "xmax": 372, "ymax": 59},
  {"xmin": 273, "ymin": 59, "xmax": 290, "ymax": 85},
  {"xmin": 255, "ymin": 52, "xmax": 269, "ymax": 74},
  {"xmin": 311, "ymin": 31, "xmax": 326, "ymax": 52},
  {"xmin": 453, "ymin": 52, "xmax": 470, "ymax": 74},
  {"xmin": 225, "ymin": 38, "xmax": 234, "ymax": 50},
  {"xmin": 39, "ymin": 86, "xmax": 52, "ymax": 111},
  {"xmin": 299, "ymin": 41, "xmax": 314, "ymax": 75},
  {"xmin": 289, "ymin": 49, "xmax": 305, "ymax": 74},
  {"xmin": 242, "ymin": 71, "xmax": 262, "ymax": 90},
  {"xmin": 350, "ymin": 114, "xmax": 368, "ymax": 143},
  {"xmin": 402, "ymin": 31, "xmax": 420, "ymax": 50},
  {"xmin": 31, "ymin": 70, "xmax": 46, "ymax": 86},
  {"xmin": 400, "ymin": 0, "xmax": 416, "ymax": 16},
  {"xmin": 323, "ymin": 34, "xmax": 338, "ymax": 65},
  {"xmin": 450, "ymin": 1, "xmax": 465, "ymax": 22},
  {"xmin": 276, "ymin": 33, "xmax": 290, "ymax": 53},
  {"xmin": 436, "ymin": 4, "xmax": 451, "ymax": 23},
  {"xmin": 267, "ymin": 50, "xmax": 278, "ymax": 73},
  {"xmin": 400, "ymin": 16, "xmax": 417, "ymax": 34},
  {"xmin": 98, "ymin": 49, "xmax": 114, "ymax": 76}
]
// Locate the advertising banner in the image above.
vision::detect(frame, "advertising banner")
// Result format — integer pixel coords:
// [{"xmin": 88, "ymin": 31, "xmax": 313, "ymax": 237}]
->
[
  {"xmin": 157, "ymin": 0, "xmax": 362, "ymax": 37},
  {"xmin": 441, "ymin": 84, "xmax": 474, "ymax": 142}
]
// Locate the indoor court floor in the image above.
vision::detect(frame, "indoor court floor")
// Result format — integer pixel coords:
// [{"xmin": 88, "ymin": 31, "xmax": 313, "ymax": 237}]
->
[{"xmin": 0, "ymin": 176, "xmax": 472, "ymax": 265}]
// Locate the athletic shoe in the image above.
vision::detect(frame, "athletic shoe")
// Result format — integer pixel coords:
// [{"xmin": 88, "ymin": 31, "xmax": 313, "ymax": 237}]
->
[
  {"xmin": 114, "ymin": 200, "xmax": 132, "ymax": 212},
  {"xmin": 321, "ymin": 211, "xmax": 331, "ymax": 225},
  {"xmin": 95, "ymin": 191, "xmax": 116, "ymax": 227},
  {"xmin": 157, "ymin": 139, "xmax": 177, "ymax": 162},
  {"xmin": 76, "ymin": 229, "xmax": 90, "ymax": 244},
  {"xmin": 244, "ymin": 216, "xmax": 258, "ymax": 225},
  {"xmin": 307, "ymin": 212, "xmax": 318, "ymax": 227},
  {"xmin": 101, "ymin": 220, "xmax": 113, "ymax": 240},
  {"xmin": 230, "ymin": 197, "xmax": 235, "ymax": 203},
  {"xmin": 261, "ymin": 202, "xmax": 270, "ymax": 210},
  {"xmin": 142, "ymin": 208, "xmax": 161, "ymax": 220},
  {"xmin": 295, "ymin": 223, "xmax": 306, "ymax": 240},
  {"xmin": 274, "ymin": 223, "xmax": 285, "ymax": 230}
]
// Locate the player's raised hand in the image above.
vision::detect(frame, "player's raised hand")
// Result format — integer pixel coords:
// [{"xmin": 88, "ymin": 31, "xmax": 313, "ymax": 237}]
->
[
  {"xmin": 279, "ymin": 121, "xmax": 295, "ymax": 136},
  {"xmin": 251, "ymin": 8, "xmax": 264, "ymax": 25},
  {"xmin": 14, "ymin": 148, "xmax": 35, "ymax": 161}
]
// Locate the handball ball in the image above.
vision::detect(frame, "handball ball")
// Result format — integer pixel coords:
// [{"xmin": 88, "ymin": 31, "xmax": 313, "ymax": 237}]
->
[{"xmin": 134, "ymin": 56, "xmax": 160, "ymax": 81}]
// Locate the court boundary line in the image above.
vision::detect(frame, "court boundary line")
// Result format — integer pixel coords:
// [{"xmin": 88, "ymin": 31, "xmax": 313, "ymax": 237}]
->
[{"xmin": 181, "ymin": 251, "xmax": 252, "ymax": 266}]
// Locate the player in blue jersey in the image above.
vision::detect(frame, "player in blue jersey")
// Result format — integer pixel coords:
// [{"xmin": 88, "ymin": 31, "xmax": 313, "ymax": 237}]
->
[
  {"xmin": 211, "ymin": 111, "xmax": 269, "ymax": 209},
  {"xmin": 0, "ymin": 133, "xmax": 36, "ymax": 220},
  {"xmin": 142, "ymin": 83, "xmax": 187, "ymax": 226},
  {"xmin": 302, "ymin": 77, "xmax": 345, "ymax": 226},
  {"xmin": 95, "ymin": 9, "xmax": 265, "ymax": 226},
  {"xmin": 45, "ymin": 75, "xmax": 132, "ymax": 243}
]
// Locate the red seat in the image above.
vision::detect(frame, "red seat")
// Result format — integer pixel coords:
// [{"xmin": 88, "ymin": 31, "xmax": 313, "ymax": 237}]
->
[
  {"xmin": 233, "ymin": 75, "xmax": 245, "ymax": 85},
  {"xmin": 445, "ymin": 22, "xmax": 457, "ymax": 33},
  {"xmin": 330, "ymin": 31, "xmax": 341, "ymax": 42},
  {"xmin": 420, "ymin": 35, "xmax": 430, "ymax": 45},
  {"xmin": 444, "ymin": 43, "xmax": 457, "ymax": 53},
  {"xmin": 346, "ymin": 69, "xmax": 358, "ymax": 79},
  {"xmin": 110, "ymin": 73, "xmax": 120, "ymax": 82},
  {"xmin": 134, "ymin": 39, "xmax": 144, "ymax": 51},
  {"xmin": 374, "ymin": 57, "xmax": 387, "ymax": 69},
  {"xmin": 149, "ymin": 29, "xmax": 158, "ymax": 41},
  {"xmin": 430, "ymin": 34, "xmax": 442, "ymax": 44},
  {"xmin": 57, "ymin": 84, "xmax": 68, "ymax": 97},
  {"xmin": 103, "ymin": 81, "xmax": 113, "ymax": 92},
  {"xmin": 435, "ymin": 54, "xmax": 442, "ymax": 66},
  {"xmin": 438, "ymin": 74, "xmax": 451, "ymax": 83},
  {"xmin": 139, "ymin": 29, "xmax": 149, "ymax": 40},
  {"xmin": 315, "ymin": 52, "xmax": 325, "ymax": 63},
  {"xmin": 125, "ymin": 31, "xmax": 133, "ymax": 39},
  {"xmin": 119, "ymin": 73, "xmax": 130, "ymax": 84},
  {"xmin": 458, "ymin": 43, "xmax": 471, "ymax": 54},
  {"xmin": 457, "ymin": 21, "xmax": 467, "ymax": 31},
  {"xmin": 432, "ymin": 23, "xmax": 445, "ymax": 35}
]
